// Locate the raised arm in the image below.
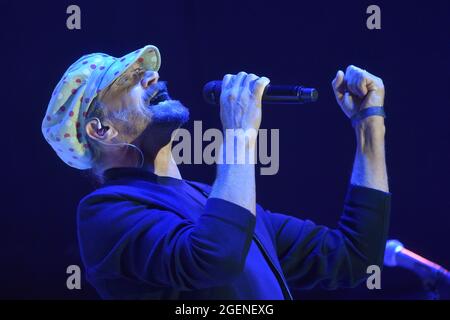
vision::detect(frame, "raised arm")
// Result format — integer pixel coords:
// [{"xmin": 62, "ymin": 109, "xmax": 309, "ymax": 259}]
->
[
  {"xmin": 332, "ymin": 65, "xmax": 388, "ymax": 192},
  {"xmin": 209, "ymin": 72, "xmax": 270, "ymax": 215},
  {"xmin": 270, "ymin": 66, "xmax": 391, "ymax": 290},
  {"xmin": 270, "ymin": 185, "xmax": 391, "ymax": 290}
]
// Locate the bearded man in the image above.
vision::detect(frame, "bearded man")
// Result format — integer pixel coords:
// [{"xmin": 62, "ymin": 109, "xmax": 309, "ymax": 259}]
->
[{"xmin": 42, "ymin": 45, "xmax": 390, "ymax": 299}]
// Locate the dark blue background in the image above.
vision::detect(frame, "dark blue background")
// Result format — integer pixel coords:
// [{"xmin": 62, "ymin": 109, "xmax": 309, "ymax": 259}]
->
[{"xmin": 1, "ymin": 0, "xmax": 449, "ymax": 299}]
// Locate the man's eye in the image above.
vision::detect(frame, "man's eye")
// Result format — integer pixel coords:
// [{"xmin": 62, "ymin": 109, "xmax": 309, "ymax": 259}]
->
[
  {"xmin": 133, "ymin": 68, "xmax": 144, "ymax": 79},
  {"xmin": 116, "ymin": 76, "xmax": 129, "ymax": 86},
  {"xmin": 132, "ymin": 72, "xmax": 141, "ymax": 80},
  {"xmin": 114, "ymin": 68, "xmax": 143, "ymax": 89}
]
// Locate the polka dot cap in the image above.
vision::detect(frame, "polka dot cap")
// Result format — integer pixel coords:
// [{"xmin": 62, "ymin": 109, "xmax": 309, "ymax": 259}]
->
[{"xmin": 42, "ymin": 45, "xmax": 161, "ymax": 169}]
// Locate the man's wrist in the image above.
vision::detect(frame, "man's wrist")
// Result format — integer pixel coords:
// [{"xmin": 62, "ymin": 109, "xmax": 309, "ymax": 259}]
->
[
  {"xmin": 354, "ymin": 116, "xmax": 386, "ymax": 154},
  {"xmin": 354, "ymin": 116, "xmax": 385, "ymax": 135},
  {"xmin": 218, "ymin": 134, "xmax": 258, "ymax": 165},
  {"xmin": 212, "ymin": 141, "xmax": 257, "ymax": 216},
  {"xmin": 352, "ymin": 116, "xmax": 389, "ymax": 192}
]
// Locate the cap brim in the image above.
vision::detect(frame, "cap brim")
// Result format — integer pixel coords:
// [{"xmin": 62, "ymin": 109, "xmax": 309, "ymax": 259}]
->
[{"xmin": 98, "ymin": 45, "xmax": 161, "ymax": 92}]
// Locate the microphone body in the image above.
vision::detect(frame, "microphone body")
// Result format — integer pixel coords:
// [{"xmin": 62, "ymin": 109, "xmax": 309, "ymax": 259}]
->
[
  {"xmin": 203, "ymin": 81, "xmax": 319, "ymax": 105},
  {"xmin": 384, "ymin": 240, "xmax": 450, "ymax": 286}
]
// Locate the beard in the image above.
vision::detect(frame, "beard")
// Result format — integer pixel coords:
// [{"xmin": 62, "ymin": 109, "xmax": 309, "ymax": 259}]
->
[
  {"xmin": 134, "ymin": 99, "xmax": 189, "ymax": 154},
  {"xmin": 142, "ymin": 81, "xmax": 189, "ymax": 127},
  {"xmin": 147, "ymin": 99, "xmax": 190, "ymax": 127}
]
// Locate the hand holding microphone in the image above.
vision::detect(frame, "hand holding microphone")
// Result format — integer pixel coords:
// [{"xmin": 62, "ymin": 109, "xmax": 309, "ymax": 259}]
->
[
  {"xmin": 218, "ymin": 71, "xmax": 270, "ymax": 132},
  {"xmin": 203, "ymin": 78, "xmax": 318, "ymax": 106},
  {"xmin": 204, "ymin": 66, "xmax": 385, "ymax": 128}
]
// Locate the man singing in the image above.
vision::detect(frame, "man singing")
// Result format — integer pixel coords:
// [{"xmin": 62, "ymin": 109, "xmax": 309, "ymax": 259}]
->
[{"xmin": 42, "ymin": 45, "xmax": 390, "ymax": 299}]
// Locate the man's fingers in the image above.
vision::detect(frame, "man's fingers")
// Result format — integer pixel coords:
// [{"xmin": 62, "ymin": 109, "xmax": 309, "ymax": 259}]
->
[
  {"xmin": 243, "ymin": 73, "xmax": 258, "ymax": 92},
  {"xmin": 221, "ymin": 71, "xmax": 269, "ymax": 104},
  {"xmin": 332, "ymin": 70, "xmax": 345, "ymax": 91},
  {"xmin": 364, "ymin": 72, "xmax": 383, "ymax": 93},
  {"xmin": 332, "ymin": 70, "xmax": 345, "ymax": 101},
  {"xmin": 333, "ymin": 65, "xmax": 385, "ymax": 113},
  {"xmin": 345, "ymin": 65, "xmax": 368, "ymax": 98},
  {"xmin": 231, "ymin": 71, "xmax": 248, "ymax": 96},
  {"xmin": 344, "ymin": 66, "xmax": 358, "ymax": 96},
  {"xmin": 222, "ymin": 74, "xmax": 233, "ymax": 90},
  {"xmin": 358, "ymin": 75, "xmax": 369, "ymax": 96},
  {"xmin": 252, "ymin": 76, "xmax": 270, "ymax": 101},
  {"xmin": 353, "ymin": 67, "xmax": 369, "ymax": 97}
]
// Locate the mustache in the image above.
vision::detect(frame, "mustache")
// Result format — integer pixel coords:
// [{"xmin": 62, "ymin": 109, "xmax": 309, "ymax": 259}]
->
[{"xmin": 143, "ymin": 81, "xmax": 170, "ymax": 104}]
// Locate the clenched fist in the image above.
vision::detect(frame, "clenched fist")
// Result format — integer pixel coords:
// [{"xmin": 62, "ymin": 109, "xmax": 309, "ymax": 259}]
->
[{"xmin": 332, "ymin": 65, "xmax": 385, "ymax": 119}]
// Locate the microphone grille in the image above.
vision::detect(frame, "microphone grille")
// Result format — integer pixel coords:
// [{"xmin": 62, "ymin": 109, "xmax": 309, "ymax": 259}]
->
[
  {"xmin": 384, "ymin": 239, "xmax": 404, "ymax": 267},
  {"xmin": 203, "ymin": 81, "xmax": 221, "ymax": 105},
  {"xmin": 300, "ymin": 88, "xmax": 319, "ymax": 103}
]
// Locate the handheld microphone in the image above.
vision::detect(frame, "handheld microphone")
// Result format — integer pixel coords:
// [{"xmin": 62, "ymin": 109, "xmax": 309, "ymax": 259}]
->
[
  {"xmin": 384, "ymin": 239, "xmax": 450, "ymax": 286},
  {"xmin": 203, "ymin": 81, "xmax": 319, "ymax": 105}
]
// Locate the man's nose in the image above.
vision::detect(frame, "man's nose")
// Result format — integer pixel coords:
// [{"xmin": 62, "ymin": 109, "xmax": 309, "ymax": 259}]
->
[{"xmin": 141, "ymin": 71, "xmax": 159, "ymax": 89}]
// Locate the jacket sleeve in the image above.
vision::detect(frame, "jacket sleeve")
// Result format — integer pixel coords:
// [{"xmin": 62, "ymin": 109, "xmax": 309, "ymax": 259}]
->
[
  {"xmin": 269, "ymin": 185, "xmax": 391, "ymax": 290},
  {"xmin": 77, "ymin": 193, "xmax": 256, "ymax": 291}
]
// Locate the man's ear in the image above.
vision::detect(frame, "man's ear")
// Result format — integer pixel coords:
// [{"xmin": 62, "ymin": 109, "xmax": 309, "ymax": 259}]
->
[{"xmin": 85, "ymin": 119, "xmax": 118, "ymax": 142}]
